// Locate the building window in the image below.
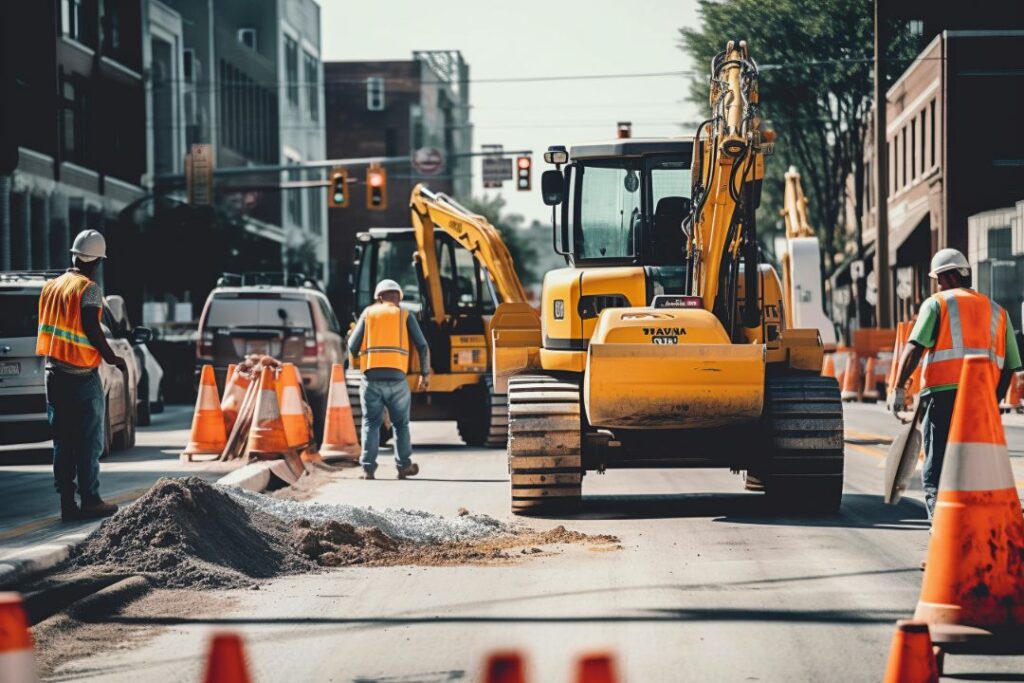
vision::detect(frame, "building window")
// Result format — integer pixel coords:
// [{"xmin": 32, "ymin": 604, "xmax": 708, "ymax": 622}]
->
[
  {"xmin": 237, "ymin": 28, "xmax": 257, "ymax": 51},
  {"xmin": 61, "ymin": 78, "xmax": 78, "ymax": 161},
  {"xmin": 908, "ymin": 20, "xmax": 924, "ymax": 36},
  {"xmin": 888, "ymin": 135, "xmax": 895, "ymax": 196},
  {"xmin": 989, "ymin": 227, "xmax": 1012, "ymax": 260},
  {"xmin": 910, "ymin": 118, "xmax": 916, "ymax": 182},
  {"xmin": 901, "ymin": 127, "xmax": 907, "ymax": 189},
  {"xmin": 304, "ymin": 51, "xmax": 318, "ymax": 121},
  {"xmin": 285, "ymin": 36, "xmax": 299, "ymax": 107},
  {"xmin": 287, "ymin": 159, "xmax": 303, "ymax": 225},
  {"xmin": 929, "ymin": 99, "xmax": 937, "ymax": 169},
  {"xmin": 62, "ymin": 0, "xmax": 83, "ymax": 41},
  {"xmin": 367, "ymin": 77, "xmax": 385, "ymax": 111},
  {"xmin": 101, "ymin": 1, "xmax": 122, "ymax": 53},
  {"xmin": 864, "ymin": 161, "xmax": 871, "ymax": 209}
]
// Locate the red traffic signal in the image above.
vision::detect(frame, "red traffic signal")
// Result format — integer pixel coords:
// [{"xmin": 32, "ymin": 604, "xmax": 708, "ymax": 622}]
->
[
  {"xmin": 328, "ymin": 168, "xmax": 348, "ymax": 208},
  {"xmin": 515, "ymin": 156, "xmax": 531, "ymax": 191},
  {"xmin": 366, "ymin": 165, "xmax": 387, "ymax": 210}
]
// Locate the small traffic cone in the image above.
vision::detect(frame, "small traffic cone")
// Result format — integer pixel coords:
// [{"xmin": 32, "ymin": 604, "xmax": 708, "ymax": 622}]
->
[
  {"xmin": 882, "ymin": 620, "xmax": 938, "ymax": 683},
  {"xmin": 483, "ymin": 651, "xmax": 526, "ymax": 683},
  {"xmin": 999, "ymin": 371, "xmax": 1022, "ymax": 413},
  {"xmin": 862, "ymin": 356, "xmax": 880, "ymax": 402},
  {"xmin": 887, "ymin": 322, "xmax": 906, "ymax": 396},
  {"xmin": 246, "ymin": 367, "xmax": 304, "ymax": 478},
  {"xmin": 0, "ymin": 593, "xmax": 37, "ymax": 683},
  {"xmin": 320, "ymin": 364, "xmax": 359, "ymax": 461},
  {"xmin": 575, "ymin": 652, "xmax": 619, "ymax": 683},
  {"xmin": 821, "ymin": 353, "xmax": 836, "ymax": 379},
  {"xmin": 225, "ymin": 363, "xmax": 237, "ymax": 392},
  {"xmin": 841, "ymin": 353, "xmax": 861, "ymax": 401},
  {"xmin": 915, "ymin": 355, "xmax": 1024, "ymax": 644},
  {"xmin": 221, "ymin": 365, "xmax": 253, "ymax": 436},
  {"xmin": 202, "ymin": 632, "xmax": 251, "ymax": 683},
  {"xmin": 278, "ymin": 363, "xmax": 320, "ymax": 461},
  {"xmin": 182, "ymin": 365, "xmax": 227, "ymax": 461}
]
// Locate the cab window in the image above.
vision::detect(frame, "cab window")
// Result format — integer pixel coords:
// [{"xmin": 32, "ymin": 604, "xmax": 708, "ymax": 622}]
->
[{"xmin": 574, "ymin": 162, "xmax": 642, "ymax": 260}]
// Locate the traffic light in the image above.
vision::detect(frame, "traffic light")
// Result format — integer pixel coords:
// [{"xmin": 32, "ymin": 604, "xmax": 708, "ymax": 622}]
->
[
  {"xmin": 516, "ymin": 156, "xmax": 531, "ymax": 191},
  {"xmin": 328, "ymin": 168, "xmax": 348, "ymax": 208},
  {"xmin": 366, "ymin": 165, "xmax": 387, "ymax": 210}
]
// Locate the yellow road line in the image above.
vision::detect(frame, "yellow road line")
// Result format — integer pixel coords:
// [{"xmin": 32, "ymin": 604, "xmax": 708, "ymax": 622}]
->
[
  {"xmin": 0, "ymin": 487, "xmax": 149, "ymax": 543},
  {"xmin": 845, "ymin": 429, "xmax": 894, "ymax": 444},
  {"xmin": 847, "ymin": 442, "xmax": 885, "ymax": 460}
]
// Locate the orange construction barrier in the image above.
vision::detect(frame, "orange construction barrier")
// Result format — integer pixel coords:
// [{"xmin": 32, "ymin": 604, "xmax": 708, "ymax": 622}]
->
[
  {"xmin": 915, "ymin": 355, "xmax": 1024, "ymax": 647},
  {"xmin": 821, "ymin": 353, "xmax": 836, "ymax": 379},
  {"xmin": 0, "ymin": 593, "xmax": 37, "ymax": 683},
  {"xmin": 883, "ymin": 620, "xmax": 938, "ymax": 683},
  {"xmin": 575, "ymin": 652, "xmax": 619, "ymax": 683},
  {"xmin": 221, "ymin": 365, "xmax": 253, "ymax": 436},
  {"xmin": 483, "ymin": 651, "xmax": 526, "ymax": 683},
  {"xmin": 202, "ymin": 632, "xmax": 251, "ymax": 683},
  {"xmin": 841, "ymin": 353, "xmax": 861, "ymax": 401},
  {"xmin": 320, "ymin": 363, "xmax": 359, "ymax": 461},
  {"xmin": 182, "ymin": 365, "xmax": 227, "ymax": 461},
  {"xmin": 862, "ymin": 356, "xmax": 880, "ymax": 402},
  {"xmin": 278, "ymin": 363, "xmax": 320, "ymax": 462}
]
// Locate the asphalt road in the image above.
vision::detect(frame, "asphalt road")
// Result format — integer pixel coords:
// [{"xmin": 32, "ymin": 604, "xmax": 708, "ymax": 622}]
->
[{"xmin": 24, "ymin": 401, "xmax": 1024, "ymax": 682}]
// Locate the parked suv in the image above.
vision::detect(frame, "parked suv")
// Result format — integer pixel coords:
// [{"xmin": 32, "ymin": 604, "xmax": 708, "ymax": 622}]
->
[
  {"xmin": 196, "ymin": 273, "xmax": 345, "ymax": 418},
  {"xmin": 0, "ymin": 272, "xmax": 149, "ymax": 452},
  {"xmin": 105, "ymin": 295, "xmax": 164, "ymax": 426}
]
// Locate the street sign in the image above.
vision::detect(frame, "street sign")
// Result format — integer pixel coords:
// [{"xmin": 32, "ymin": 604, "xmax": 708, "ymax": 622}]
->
[
  {"xmin": 850, "ymin": 259, "xmax": 865, "ymax": 280},
  {"xmin": 186, "ymin": 143, "xmax": 214, "ymax": 206},
  {"xmin": 412, "ymin": 147, "xmax": 445, "ymax": 176},
  {"xmin": 482, "ymin": 144, "xmax": 512, "ymax": 188}
]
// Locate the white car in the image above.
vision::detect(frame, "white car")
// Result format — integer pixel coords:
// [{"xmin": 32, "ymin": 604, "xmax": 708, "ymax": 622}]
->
[
  {"xmin": 105, "ymin": 295, "xmax": 164, "ymax": 425},
  {"xmin": 0, "ymin": 272, "xmax": 148, "ymax": 452}
]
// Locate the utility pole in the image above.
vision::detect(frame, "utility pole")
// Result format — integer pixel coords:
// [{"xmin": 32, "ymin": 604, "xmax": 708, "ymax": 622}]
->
[{"xmin": 873, "ymin": 0, "xmax": 892, "ymax": 327}]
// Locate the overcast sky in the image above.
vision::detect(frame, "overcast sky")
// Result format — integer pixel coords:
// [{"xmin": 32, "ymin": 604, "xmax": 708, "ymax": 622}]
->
[{"xmin": 321, "ymin": 0, "xmax": 702, "ymax": 225}]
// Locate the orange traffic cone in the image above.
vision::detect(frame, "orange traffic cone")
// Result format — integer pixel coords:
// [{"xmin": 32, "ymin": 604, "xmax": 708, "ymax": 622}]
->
[
  {"xmin": 320, "ymin": 364, "xmax": 359, "ymax": 461},
  {"xmin": 278, "ymin": 363, "xmax": 320, "ymax": 461},
  {"xmin": 883, "ymin": 620, "xmax": 938, "ymax": 683},
  {"xmin": 841, "ymin": 353, "xmax": 861, "ymax": 402},
  {"xmin": 915, "ymin": 355, "xmax": 1024, "ymax": 647},
  {"xmin": 182, "ymin": 365, "xmax": 227, "ymax": 461},
  {"xmin": 821, "ymin": 353, "xmax": 836, "ymax": 379},
  {"xmin": 483, "ymin": 651, "xmax": 526, "ymax": 683},
  {"xmin": 225, "ymin": 363, "xmax": 237, "ymax": 391},
  {"xmin": 0, "ymin": 593, "xmax": 36, "ymax": 683},
  {"xmin": 862, "ymin": 356, "xmax": 880, "ymax": 402},
  {"xmin": 576, "ymin": 652, "xmax": 619, "ymax": 682},
  {"xmin": 247, "ymin": 367, "xmax": 292, "ymax": 459},
  {"xmin": 999, "ymin": 371, "xmax": 1022, "ymax": 413},
  {"xmin": 202, "ymin": 632, "xmax": 251, "ymax": 683},
  {"xmin": 221, "ymin": 365, "xmax": 253, "ymax": 436},
  {"xmin": 887, "ymin": 322, "xmax": 906, "ymax": 395}
]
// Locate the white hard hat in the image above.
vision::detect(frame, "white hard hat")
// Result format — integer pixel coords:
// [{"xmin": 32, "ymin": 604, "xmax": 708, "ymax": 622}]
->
[
  {"xmin": 374, "ymin": 279, "xmax": 403, "ymax": 299},
  {"xmin": 928, "ymin": 248, "xmax": 969, "ymax": 279},
  {"xmin": 70, "ymin": 229, "xmax": 107, "ymax": 262}
]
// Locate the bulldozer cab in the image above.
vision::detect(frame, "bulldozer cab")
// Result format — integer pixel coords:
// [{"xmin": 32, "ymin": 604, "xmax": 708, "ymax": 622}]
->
[{"xmin": 544, "ymin": 139, "xmax": 694, "ymax": 270}]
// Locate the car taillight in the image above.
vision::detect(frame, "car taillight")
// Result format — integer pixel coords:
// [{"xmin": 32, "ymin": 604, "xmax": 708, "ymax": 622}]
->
[{"xmin": 303, "ymin": 329, "xmax": 317, "ymax": 358}]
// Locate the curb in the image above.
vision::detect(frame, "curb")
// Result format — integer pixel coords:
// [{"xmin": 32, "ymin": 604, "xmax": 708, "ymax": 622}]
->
[
  {"xmin": 0, "ymin": 529, "xmax": 93, "ymax": 589},
  {"xmin": 217, "ymin": 460, "xmax": 298, "ymax": 492}
]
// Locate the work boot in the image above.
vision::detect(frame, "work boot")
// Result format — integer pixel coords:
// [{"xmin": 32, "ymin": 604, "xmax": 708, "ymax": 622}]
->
[
  {"xmin": 397, "ymin": 463, "xmax": 419, "ymax": 480},
  {"xmin": 80, "ymin": 498, "xmax": 119, "ymax": 519},
  {"xmin": 60, "ymin": 494, "xmax": 81, "ymax": 523},
  {"xmin": 359, "ymin": 468, "xmax": 375, "ymax": 480}
]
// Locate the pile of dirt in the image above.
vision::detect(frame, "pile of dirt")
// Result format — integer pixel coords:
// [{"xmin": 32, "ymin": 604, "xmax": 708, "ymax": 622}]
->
[{"xmin": 68, "ymin": 477, "xmax": 317, "ymax": 589}]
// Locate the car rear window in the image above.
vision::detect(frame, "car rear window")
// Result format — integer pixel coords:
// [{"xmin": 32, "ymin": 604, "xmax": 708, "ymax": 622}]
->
[
  {"xmin": 0, "ymin": 291, "xmax": 40, "ymax": 338},
  {"xmin": 205, "ymin": 296, "xmax": 313, "ymax": 328}
]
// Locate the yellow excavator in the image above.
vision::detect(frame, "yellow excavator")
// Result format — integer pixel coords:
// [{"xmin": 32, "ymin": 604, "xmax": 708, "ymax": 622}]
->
[
  {"xmin": 347, "ymin": 184, "xmax": 538, "ymax": 447},
  {"xmin": 491, "ymin": 40, "xmax": 844, "ymax": 513}
]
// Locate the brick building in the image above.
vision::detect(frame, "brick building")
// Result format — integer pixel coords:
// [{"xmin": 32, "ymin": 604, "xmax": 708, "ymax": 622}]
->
[{"xmin": 324, "ymin": 51, "xmax": 472, "ymax": 320}]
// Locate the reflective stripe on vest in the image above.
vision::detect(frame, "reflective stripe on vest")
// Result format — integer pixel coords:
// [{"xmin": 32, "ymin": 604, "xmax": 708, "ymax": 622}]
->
[
  {"xmin": 35, "ymin": 272, "xmax": 102, "ymax": 368},
  {"xmin": 920, "ymin": 289, "xmax": 1005, "ymax": 390},
  {"xmin": 359, "ymin": 303, "xmax": 410, "ymax": 372}
]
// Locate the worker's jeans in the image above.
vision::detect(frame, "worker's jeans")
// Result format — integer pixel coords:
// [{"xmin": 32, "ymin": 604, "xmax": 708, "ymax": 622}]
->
[
  {"xmin": 46, "ymin": 369, "xmax": 104, "ymax": 502},
  {"xmin": 359, "ymin": 378, "xmax": 412, "ymax": 472},
  {"xmin": 921, "ymin": 390, "xmax": 957, "ymax": 519}
]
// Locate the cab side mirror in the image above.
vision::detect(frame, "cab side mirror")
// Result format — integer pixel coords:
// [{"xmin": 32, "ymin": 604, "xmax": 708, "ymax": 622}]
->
[
  {"xmin": 541, "ymin": 170, "xmax": 564, "ymax": 206},
  {"xmin": 130, "ymin": 326, "xmax": 153, "ymax": 345}
]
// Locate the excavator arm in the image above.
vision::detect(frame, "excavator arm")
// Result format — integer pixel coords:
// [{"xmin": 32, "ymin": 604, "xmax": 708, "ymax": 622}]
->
[{"xmin": 409, "ymin": 183, "xmax": 530, "ymax": 327}]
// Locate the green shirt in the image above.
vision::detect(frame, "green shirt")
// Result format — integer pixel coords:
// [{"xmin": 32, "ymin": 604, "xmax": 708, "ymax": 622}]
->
[{"xmin": 908, "ymin": 289, "xmax": 1022, "ymax": 395}]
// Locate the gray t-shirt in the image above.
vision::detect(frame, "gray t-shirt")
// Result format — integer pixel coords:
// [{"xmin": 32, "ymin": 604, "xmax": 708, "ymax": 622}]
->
[{"xmin": 46, "ymin": 276, "xmax": 102, "ymax": 376}]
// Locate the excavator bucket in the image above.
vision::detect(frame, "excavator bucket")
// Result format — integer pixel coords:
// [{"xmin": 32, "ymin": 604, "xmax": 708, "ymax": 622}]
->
[{"xmin": 583, "ymin": 308, "xmax": 764, "ymax": 429}]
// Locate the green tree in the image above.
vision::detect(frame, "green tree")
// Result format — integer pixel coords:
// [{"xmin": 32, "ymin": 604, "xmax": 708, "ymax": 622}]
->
[
  {"xmin": 460, "ymin": 194, "xmax": 540, "ymax": 286},
  {"xmin": 680, "ymin": 0, "xmax": 921, "ymax": 272}
]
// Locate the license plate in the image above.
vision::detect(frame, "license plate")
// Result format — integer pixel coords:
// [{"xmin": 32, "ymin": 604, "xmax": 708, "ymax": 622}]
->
[
  {"xmin": 651, "ymin": 336, "xmax": 678, "ymax": 345},
  {"xmin": 247, "ymin": 341, "xmax": 269, "ymax": 356},
  {"xmin": 0, "ymin": 362, "xmax": 20, "ymax": 376}
]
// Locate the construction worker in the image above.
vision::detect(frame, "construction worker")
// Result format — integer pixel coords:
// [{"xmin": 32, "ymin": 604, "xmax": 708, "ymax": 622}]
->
[
  {"xmin": 37, "ymin": 230, "xmax": 124, "ymax": 521},
  {"xmin": 347, "ymin": 279, "xmax": 429, "ymax": 480},
  {"xmin": 893, "ymin": 248, "xmax": 1021, "ymax": 519}
]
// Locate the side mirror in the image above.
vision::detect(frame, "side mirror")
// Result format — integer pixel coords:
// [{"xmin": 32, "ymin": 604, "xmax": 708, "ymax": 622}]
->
[
  {"xmin": 541, "ymin": 170, "xmax": 564, "ymax": 206},
  {"xmin": 130, "ymin": 326, "xmax": 153, "ymax": 345}
]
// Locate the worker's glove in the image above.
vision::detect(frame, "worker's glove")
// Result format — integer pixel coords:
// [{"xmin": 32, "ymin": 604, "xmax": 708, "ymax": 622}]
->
[{"xmin": 890, "ymin": 386, "xmax": 907, "ymax": 417}]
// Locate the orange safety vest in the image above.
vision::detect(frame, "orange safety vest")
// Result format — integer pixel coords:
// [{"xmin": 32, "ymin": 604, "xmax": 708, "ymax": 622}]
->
[
  {"xmin": 36, "ymin": 271, "xmax": 102, "ymax": 368},
  {"xmin": 920, "ymin": 288, "xmax": 1006, "ymax": 392},
  {"xmin": 359, "ymin": 302, "xmax": 410, "ymax": 372}
]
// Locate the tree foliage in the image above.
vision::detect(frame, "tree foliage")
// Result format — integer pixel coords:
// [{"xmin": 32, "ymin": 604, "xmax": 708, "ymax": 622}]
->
[
  {"xmin": 460, "ymin": 194, "xmax": 540, "ymax": 286},
  {"xmin": 679, "ymin": 0, "xmax": 920, "ymax": 272}
]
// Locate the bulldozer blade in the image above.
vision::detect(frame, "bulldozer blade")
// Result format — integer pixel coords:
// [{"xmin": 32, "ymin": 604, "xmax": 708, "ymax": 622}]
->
[{"xmin": 883, "ymin": 400, "xmax": 924, "ymax": 505}]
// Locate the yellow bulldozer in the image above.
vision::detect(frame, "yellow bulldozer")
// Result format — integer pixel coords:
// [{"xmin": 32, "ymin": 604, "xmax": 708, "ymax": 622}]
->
[
  {"xmin": 491, "ymin": 41, "xmax": 844, "ymax": 514},
  {"xmin": 348, "ymin": 184, "xmax": 538, "ymax": 447}
]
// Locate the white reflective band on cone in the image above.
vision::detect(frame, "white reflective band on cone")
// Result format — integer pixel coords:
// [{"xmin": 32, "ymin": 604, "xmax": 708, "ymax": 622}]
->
[
  {"xmin": 257, "ymin": 391, "xmax": 281, "ymax": 420},
  {"xmin": 328, "ymin": 384, "xmax": 351, "ymax": 407},
  {"xmin": 938, "ymin": 441, "xmax": 1015, "ymax": 492},
  {"xmin": 0, "ymin": 650, "xmax": 38, "ymax": 683},
  {"xmin": 280, "ymin": 386, "xmax": 304, "ymax": 414},
  {"xmin": 198, "ymin": 388, "xmax": 220, "ymax": 411}
]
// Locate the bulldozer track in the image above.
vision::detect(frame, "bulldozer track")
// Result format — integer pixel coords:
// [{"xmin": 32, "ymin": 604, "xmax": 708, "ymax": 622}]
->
[
  {"xmin": 507, "ymin": 375, "xmax": 582, "ymax": 513},
  {"xmin": 765, "ymin": 374, "xmax": 845, "ymax": 513}
]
